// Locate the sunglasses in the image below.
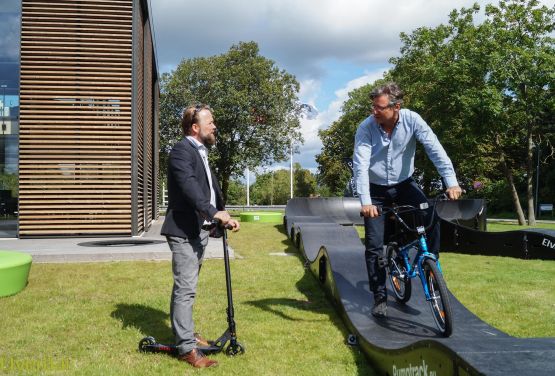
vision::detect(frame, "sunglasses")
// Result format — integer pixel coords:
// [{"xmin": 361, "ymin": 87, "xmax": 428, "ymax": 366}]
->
[{"xmin": 191, "ymin": 104, "xmax": 211, "ymax": 122}]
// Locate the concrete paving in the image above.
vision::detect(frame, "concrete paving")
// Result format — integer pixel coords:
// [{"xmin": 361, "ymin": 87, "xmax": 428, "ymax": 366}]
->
[{"xmin": 0, "ymin": 217, "xmax": 234, "ymax": 263}]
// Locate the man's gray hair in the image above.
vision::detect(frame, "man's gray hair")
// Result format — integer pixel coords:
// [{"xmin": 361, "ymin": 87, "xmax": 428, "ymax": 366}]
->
[{"xmin": 370, "ymin": 82, "xmax": 404, "ymax": 105}]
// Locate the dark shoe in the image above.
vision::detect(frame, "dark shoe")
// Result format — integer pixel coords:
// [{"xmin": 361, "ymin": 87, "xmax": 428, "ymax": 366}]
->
[
  {"xmin": 178, "ymin": 348, "xmax": 218, "ymax": 368},
  {"xmin": 194, "ymin": 332, "xmax": 213, "ymax": 347},
  {"xmin": 372, "ymin": 298, "xmax": 387, "ymax": 318}
]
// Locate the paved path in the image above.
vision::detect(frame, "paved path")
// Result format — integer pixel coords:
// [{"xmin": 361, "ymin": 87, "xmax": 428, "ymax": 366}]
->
[{"xmin": 0, "ymin": 217, "xmax": 234, "ymax": 263}]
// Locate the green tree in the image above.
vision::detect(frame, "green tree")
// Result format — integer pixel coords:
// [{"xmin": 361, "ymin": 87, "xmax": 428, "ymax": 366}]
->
[
  {"xmin": 293, "ymin": 162, "xmax": 317, "ymax": 198},
  {"xmin": 249, "ymin": 164, "xmax": 316, "ymax": 204},
  {"xmin": 226, "ymin": 179, "xmax": 247, "ymax": 205},
  {"xmin": 390, "ymin": 0, "xmax": 555, "ymax": 224},
  {"xmin": 159, "ymin": 42, "xmax": 303, "ymax": 201},
  {"xmin": 251, "ymin": 169, "xmax": 290, "ymax": 205}
]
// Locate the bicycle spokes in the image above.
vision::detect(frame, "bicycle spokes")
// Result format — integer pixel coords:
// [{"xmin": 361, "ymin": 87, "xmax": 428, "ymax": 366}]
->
[{"xmin": 424, "ymin": 259, "xmax": 453, "ymax": 337}]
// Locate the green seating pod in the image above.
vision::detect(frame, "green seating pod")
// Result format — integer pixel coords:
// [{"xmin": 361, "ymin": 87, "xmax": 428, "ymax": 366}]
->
[
  {"xmin": 0, "ymin": 251, "xmax": 32, "ymax": 297},
  {"xmin": 240, "ymin": 212, "xmax": 283, "ymax": 223}
]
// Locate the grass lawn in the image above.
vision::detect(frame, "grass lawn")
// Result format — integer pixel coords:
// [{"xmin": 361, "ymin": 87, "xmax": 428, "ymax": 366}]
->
[
  {"xmin": 487, "ymin": 220, "xmax": 555, "ymax": 232},
  {"xmin": 1, "ymin": 222, "xmax": 553, "ymax": 375},
  {"xmin": 0, "ymin": 223, "xmax": 374, "ymax": 376}
]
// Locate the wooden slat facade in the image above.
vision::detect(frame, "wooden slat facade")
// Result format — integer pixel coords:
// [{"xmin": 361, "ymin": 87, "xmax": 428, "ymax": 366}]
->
[{"xmin": 19, "ymin": 0, "xmax": 158, "ymax": 237}]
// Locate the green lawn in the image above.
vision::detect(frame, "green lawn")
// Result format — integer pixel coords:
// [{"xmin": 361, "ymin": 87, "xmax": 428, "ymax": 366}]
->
[
  {"xmin": 1, "ymin": 222, "xmax": 553, "ymax": 375},
  {"xmin": 0, "ymin": 223, "xmax": 374, "ymax": 376},
  {"xmin": 487, "ymin": 220, "xmax": 555, "ymax": 232}
]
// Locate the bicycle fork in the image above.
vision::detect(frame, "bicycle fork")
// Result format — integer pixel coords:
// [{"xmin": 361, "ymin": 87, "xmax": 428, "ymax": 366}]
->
[{"xmin": 416, "ymin": 235, "xmax": 441, "ymax": 302}]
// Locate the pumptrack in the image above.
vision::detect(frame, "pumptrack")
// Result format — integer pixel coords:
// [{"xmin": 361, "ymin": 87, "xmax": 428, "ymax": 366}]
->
[{"xmin": 285, "ymin": 197, "xmax": 555, "ymax": 376}]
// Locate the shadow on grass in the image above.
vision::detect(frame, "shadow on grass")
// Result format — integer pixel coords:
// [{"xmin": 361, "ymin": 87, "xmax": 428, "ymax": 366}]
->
[
  {"xmin": 111, "ymin": 303, "xmax": 174, "ymax": 343},
  {"xmin": 245, "ymin": 223, "xmax": 375, "ymax": 375}
]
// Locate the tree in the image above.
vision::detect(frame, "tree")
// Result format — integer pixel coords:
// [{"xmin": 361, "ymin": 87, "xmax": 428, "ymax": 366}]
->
[
  {"xmin": 226, "ymin": 179, "xmax": 247, "ymax": 205},
  {"xmin": 249, "ymin": 164, "xmax": 316, "ymax": 204},
  {"xmin": 390, "ymin": 0, "xmax": 555, "ymax": 224},
  {"xmin": 251, "ymin": 169, "xmax": 290, "ymax": 205},
  {"xmin": 159, "ymin": 42, "xmax": 303, "ymax": 201},
  {"xmin": 293, "ymin": 163, "xmax": 317, "ymax": 198}
]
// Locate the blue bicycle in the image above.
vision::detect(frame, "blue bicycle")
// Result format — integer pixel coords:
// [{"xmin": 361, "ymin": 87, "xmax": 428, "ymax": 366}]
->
[{"xmin": 384, "ymin": 194, "xmax": 453, "ymax": 337}]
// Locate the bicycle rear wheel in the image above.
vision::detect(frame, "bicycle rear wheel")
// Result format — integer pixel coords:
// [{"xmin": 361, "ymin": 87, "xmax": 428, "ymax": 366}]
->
[
  {"xmin": 423, "ymin": 259, "xmax": 453, "ymax": 337},
  {"xmin": 386, "ymin": 243, "xmax": 411, "ymax": 303}
]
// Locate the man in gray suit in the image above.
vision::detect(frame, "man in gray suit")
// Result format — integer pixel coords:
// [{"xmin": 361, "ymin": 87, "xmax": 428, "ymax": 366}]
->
[{"xmin": 161, "ymin": 104, "xmax": 240, "ymax": 368}]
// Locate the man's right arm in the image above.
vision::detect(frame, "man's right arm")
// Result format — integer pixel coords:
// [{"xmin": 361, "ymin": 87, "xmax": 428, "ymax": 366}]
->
[{"xmin": 353, "ymin": 122, "xmax": 380, "ymax": 218}]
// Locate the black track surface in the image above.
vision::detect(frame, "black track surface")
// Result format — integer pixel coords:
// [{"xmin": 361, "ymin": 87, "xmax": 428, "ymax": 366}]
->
[{"xmin": 286, "ymin": 197, "xmax": 555, "ymax": 376}]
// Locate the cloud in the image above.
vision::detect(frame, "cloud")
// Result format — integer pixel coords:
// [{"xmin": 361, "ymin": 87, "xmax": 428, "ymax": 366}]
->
[
  {"xmin": 291, "ymin": 68, "xmax": 387, "ymax": 169},
  {"xmin": 150, "ymin": 0, "xmax": 534, "ymax": 78}
]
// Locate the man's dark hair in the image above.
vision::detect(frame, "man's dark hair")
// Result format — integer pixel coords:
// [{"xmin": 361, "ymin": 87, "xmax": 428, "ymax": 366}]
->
[
  {"xmin": 370, "ymin": 82, "xmax": 404, "ymax": 105},
  {"xmin": 181, "ymin": 104, "xmax": 211, "ymax": 136}
]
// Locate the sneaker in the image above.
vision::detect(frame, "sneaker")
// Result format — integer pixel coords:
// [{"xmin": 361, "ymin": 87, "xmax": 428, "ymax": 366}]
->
[{"xmin": 372, "ymin": 298, "xmax": 387, "ymax": 318}]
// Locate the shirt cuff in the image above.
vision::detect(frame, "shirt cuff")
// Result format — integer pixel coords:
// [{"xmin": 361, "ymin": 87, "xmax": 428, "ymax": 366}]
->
[
  {"xmin": 359, "ymin": 194, "xmax": 372, "ymax": 206},
  {"xmin": 444, "ymin": 176, "xmax": 459, "ymax": 188}
]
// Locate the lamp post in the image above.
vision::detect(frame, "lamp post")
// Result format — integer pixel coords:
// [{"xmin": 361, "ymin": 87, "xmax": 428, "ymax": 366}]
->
[
  {"xmin": 290, "ymin": 138, "xmax": 293, "ymax": 199},
  {"xmin": 246, "ymin": 167, "xmax": 250, "ymax": 207},
  {"xmin": 1, "ymin": 84, "xmax": 7, "ymax": 135},
  {"xmin": 535, "ymin": 142, "xmax": 540, "ymax": 217}
]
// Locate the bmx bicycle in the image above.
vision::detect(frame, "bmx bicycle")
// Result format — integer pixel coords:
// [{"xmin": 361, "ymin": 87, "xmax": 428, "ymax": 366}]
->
[{"xmin": 383, "ymin": 194, "xmax": 454, "ymax": 337}]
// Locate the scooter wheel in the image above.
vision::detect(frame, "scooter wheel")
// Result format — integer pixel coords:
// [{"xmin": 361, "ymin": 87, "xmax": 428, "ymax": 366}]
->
[
  {"xmin": 225, "ymin": 342, "xmax": 245, "ymax": 356},
  {"xmin": 138, "ymin": 336, "xmax": 157, "ymax": 352}
]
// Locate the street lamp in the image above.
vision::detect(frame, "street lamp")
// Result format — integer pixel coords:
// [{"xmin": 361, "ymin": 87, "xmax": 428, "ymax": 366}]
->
[
  {"xmin": 1, "ymin": 84, "xmax": 7, "ymax": 135},
  {"xmin": 535, "ymin": 142, "xmax": 541, "ymax": 217},
  {"xmin": 290, "ymin": 138, "xmax": 293, "ymax": 199}
]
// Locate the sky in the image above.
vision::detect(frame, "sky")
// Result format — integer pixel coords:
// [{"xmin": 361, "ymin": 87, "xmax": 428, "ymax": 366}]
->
[{"xmin": 149, "ymin": 0, "xmax": 555, "ymax": 176}]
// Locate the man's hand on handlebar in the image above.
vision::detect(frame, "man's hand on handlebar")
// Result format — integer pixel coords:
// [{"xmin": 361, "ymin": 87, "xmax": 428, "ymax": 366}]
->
[
  {"xmin": 226, "ymin": 219, "xmax": 240, "ymax": 231},
  {"xmin": 446, "ymin": 186, "xmax": 463, "ymax": 200},
  {"xmin": 213, "ymin": 211, "xmax": 241, "ymax": 231},
  {"xmin": 361, "ymin": 204, "xmax": 380, "ymax": 218}
]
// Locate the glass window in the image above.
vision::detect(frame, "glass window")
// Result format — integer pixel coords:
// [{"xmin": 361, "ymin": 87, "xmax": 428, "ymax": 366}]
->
[{"xmin": 0, "ymin": 0, "xmax": 21, "ymax": 237}]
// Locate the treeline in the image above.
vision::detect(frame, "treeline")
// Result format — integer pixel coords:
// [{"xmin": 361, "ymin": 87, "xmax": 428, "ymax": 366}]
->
[{"xmin": 226, "ymin": 163, "xmax": 329, "ymax": 205}]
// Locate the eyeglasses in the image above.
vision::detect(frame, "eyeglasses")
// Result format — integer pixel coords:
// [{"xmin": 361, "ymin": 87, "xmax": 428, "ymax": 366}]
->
[{"xmin": 371, "ymin": 103, "xmax": 394, "ymax": 112}]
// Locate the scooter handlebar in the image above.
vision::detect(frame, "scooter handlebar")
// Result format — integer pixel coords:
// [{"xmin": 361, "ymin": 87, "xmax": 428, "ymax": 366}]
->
[{"xmin": 211, "ymin": 219, "xmax": 234, "ymax": 230}]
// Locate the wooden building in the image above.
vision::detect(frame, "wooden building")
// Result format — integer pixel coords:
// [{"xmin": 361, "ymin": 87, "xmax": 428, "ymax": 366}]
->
[{"xmin": 17, "ymin": 0, "xmax": 159, "ymax": 237}]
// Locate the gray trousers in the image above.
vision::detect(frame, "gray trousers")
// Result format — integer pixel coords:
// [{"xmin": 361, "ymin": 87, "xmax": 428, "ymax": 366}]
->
[{"xmin": 167, "ymin": 231, "xmax": 209, "ymax": 355}]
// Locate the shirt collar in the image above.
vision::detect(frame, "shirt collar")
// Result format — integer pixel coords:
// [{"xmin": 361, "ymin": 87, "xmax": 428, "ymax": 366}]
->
[{"xmin": 186, "ymin": 136, "xmax": 206, "ymax": 151}]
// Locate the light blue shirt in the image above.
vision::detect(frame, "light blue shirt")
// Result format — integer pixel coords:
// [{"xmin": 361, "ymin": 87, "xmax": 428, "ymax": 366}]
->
[{"xmin": 353, "ymin": 109, "xmax": 458, "ymax": 206}]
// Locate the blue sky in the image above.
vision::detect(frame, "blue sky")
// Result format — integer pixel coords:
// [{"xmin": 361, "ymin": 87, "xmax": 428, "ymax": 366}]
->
[{"xmin": 150, "ymin": 0, "xmax": 555, "ymax": 177}]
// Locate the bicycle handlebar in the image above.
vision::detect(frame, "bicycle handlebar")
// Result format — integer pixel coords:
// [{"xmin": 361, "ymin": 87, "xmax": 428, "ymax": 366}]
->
[{"xmin": 359, "ymin": 192, "xmax": 453, "ymax": 234}]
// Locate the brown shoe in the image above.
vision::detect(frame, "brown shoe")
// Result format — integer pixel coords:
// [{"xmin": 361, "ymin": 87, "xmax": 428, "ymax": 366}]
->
[
  {"xmin": 179, "ymin": 348, "xmax": 218, "ymax": 368},
  {"xmin": 194, "ymin": 332, "xmax": 213, "ymax": 347}
]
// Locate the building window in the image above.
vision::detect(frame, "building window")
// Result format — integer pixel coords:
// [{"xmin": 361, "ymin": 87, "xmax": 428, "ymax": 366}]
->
[{"xmin": 0, "ymin": 0, "xmax": 21, "ymax": 236}]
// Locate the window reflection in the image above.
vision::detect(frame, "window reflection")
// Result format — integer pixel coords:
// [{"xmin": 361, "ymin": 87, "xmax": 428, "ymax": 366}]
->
[{"xmin": 0, "ymin": 0, "xmax": 21, "ymax": 236}]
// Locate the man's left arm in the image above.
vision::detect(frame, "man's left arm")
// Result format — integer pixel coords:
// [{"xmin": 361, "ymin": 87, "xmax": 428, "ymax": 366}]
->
[{"xmin": 413, "ymin": 113, "xmax": 462, "ymax": 200}]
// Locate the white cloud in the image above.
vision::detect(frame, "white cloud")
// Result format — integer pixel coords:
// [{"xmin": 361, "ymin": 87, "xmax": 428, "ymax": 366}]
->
[
  {"xmin": 292, "ymin": 68, "xmax": 387, "ymax": 169},
  {"xmin": 151, "ymin": 0, "xmax": 555, "ymax": 78}
]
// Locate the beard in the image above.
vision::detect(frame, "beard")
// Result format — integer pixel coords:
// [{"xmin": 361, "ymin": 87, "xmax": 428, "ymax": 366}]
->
[{"xmin": 200, "ymin": 130, "xmax": 216, "ymax": 146}]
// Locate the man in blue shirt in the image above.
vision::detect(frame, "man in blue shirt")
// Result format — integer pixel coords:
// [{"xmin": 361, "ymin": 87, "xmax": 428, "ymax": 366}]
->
[{"xmin": 353, "ymin": 83, "xmax": 462, "ymax": 318}]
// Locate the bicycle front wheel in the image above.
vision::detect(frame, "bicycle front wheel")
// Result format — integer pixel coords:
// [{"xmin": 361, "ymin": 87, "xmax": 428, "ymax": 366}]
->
[
  {"xmin": 423, "ymin": 259, "xmax": 453, "ymax": 337},
  {"xmin": 386, "ymin": 243, "xmax": 411, "ymax": 303}
]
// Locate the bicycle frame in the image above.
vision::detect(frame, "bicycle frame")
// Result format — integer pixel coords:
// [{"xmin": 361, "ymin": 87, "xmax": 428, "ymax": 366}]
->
[
  {"xmin": 394, "ymin": 236, "xmax": 443, "ymax": 302},
  {"xmin": 385, "ymin": 199, "xmax": 444, "ymax": 303}
]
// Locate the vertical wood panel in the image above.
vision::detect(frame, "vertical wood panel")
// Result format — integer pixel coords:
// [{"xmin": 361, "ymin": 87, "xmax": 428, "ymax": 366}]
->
[
  {"xmin": 134, "ymin": 1, "xmax": 145, "ymax": 234},
  {"xmin": 18, "ymin": 0, "xmax": 150, "ymax": 236},
  {"xmin": 144, "ymin": 18, "xmax": 153, "ymax": 229}
]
